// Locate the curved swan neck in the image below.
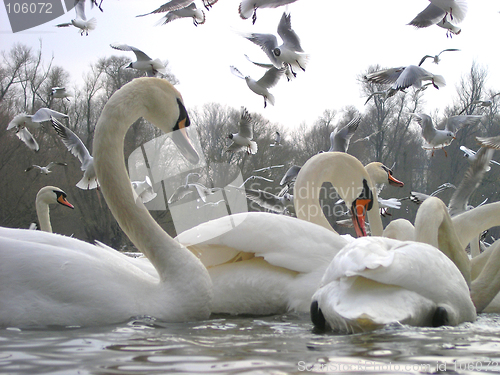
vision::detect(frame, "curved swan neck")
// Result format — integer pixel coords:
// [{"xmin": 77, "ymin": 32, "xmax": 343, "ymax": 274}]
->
[
  {"xmin": 294, "ymin": 152, "xmax": 383, "ymax": 236},
  {"xmin": 36, "ymin": 200, "xmax": 52, "ymax": 233},
  {"xmin": 415, "ymin": 197, "xmax": 471, "ymax": 286},
  {"xmin": 471, "ymin": 240, "xmax": 500, "ymax": 312},
  {"xmin": 92, "ymin": 78, "xmax": 202, "ymax": 282},
  {"xmin": 452, "ymin": 202, "xmax": 500, "ymax": 250}
]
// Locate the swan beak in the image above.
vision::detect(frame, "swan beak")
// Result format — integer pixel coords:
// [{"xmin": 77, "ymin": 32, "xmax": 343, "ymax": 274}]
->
[
  {"xmin": 171, "ymin": 121, "xmax": 200, "ymax": 165},
  {"xmin": 57, "ymin": 195, "xmax": 74, "ymax": 209},
  {"xmin": 352, "ymin": 198, "xmax": 370, "ymax": 237},
  {"xmin": 388, "ymin": 173, "xmax": 404, "ymax": 187}
]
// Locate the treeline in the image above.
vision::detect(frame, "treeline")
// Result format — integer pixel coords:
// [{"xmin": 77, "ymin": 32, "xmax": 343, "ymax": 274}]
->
[{"xmin": 1, "ymin": 42, "xmax": 499, "ymax": 249}]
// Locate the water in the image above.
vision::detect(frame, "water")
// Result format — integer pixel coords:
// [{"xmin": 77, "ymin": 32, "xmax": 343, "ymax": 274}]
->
[{"xmin": 2, "ymin": 313, "xmax": 500, "ymax": 375}]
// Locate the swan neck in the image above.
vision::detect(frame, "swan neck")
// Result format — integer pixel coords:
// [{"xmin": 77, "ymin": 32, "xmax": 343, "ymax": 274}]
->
[
  {"xmin": 36, "ymin": 200, "xmax": 52, "ymax": 233},
  {"xmin": 92, "ymin": 79, "xmax": 200, "ymax": 282},
  {"xmin": 452, "ymin": 202, "xmax": 500, "ymax": 249},
  {"xmin": 471, "ymin": 240, "xmax": 500, "ymax": 312}
]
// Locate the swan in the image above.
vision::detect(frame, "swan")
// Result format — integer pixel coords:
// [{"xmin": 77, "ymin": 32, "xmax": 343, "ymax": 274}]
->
[
  {"xmin": 0, "ymin": 78, "xmax": 212, "ymax": 327},
  {"xmin": 35, "ymin": 186, "xmax": 75, "ymax": 233},
  {"xmin": 310, "ymin": 236, "xmax": 476, "ymax": 333},
  {"xmin": 171, "ymin": 152, "xmax": 389, "ymax": 315},
  {"xmin": 383, "ymin": 197, "xmax": 500, "ymax": 313}
]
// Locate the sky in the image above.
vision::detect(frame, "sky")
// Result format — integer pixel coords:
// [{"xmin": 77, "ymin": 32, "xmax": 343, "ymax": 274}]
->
[{"xmin": 1, "ymin": 0, "xmax": 499, "ymax": 132}]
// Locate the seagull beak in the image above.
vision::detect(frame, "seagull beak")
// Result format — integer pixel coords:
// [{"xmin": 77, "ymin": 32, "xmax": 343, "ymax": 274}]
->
[
  {"xmin": 57, "ymin": 195, "xmax": 74, "ymax": 209},
  {"xmin": 351, "ymin": 198, "xmax": 370, "ymax": 237}
]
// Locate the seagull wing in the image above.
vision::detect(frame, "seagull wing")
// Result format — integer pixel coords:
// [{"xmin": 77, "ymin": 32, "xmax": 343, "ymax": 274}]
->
[
  {"xmin": 74, "ymin": 0, "xmax": 87, "ymax": 20},
  {"xmin": 226, "ymin": 142, "xmax": 247, "ymax": 153},
  {"xmin": 244, "ymin": 54, "xmax": 274, "ymax": 69},
  {"xmin": 110, "ymin": 43, "xmax": 152, "ymax": 61},
  {"xmin": 392, "ymin": 65, "xmax": 428, "ymax": 90},
  {"xmin": 257, "ymin": 67, "xmax": 283, "ymax": 89},
  {"xmin": 230, "ymin": 66, "xmax": 245, "ymax": 79},
  {"xmin": 445, "ymin": 115, "xmax": 483, "ymax": 134},
  {"xmin": 280, "ymin": 165, "xmax": 301, "ymax": 186},
  {"xmin": 31, "ymin": 108, "xmax": 68, "ymax": 122},
  {"xmin": 276, "ymin": 12, "xmax": 303, "ymax": 52},
  {"xmin": 418, "ymin": 55, "xmax": 433, "ymax": 67},
  {"xmin": 16, "ymin": 128, "xmax": 39, "ymax": 151},
  {"xmin": 411, "ymin": 113, "xmax": 437, "ymax": 143},
  {"xmin": 408, "ymin": 4, "xmax": 445, "ymax": 28},
  {"xmin": 460, "ymin": 145, "xmax": 476, "ymax": 158},
  {"xmin": 137, "ymin": 0, "xmax": 192, "ymax": 16},
  {"xmin": 244, "ymin": 188, "xmax": 286, "ymax": 213},
  {"xmin": 364, "ymin": 67, "xmax": 406, "ymax": 85},
  {"xmin": 438, "ymin": 48, "xmax": 460, "ymax": 56},
  {"xmin": 245, "ymin": 33, "xmax": 280, "ymax": 68},
  {"xmin": 448, "ymin": 147, "xmax": 494, "ymax": 217},
  {"xmin": 237, "ymin": 107, "xmax": 253, "ymax": 139},
  {"xmin": 51, "ymin": 117, "xmax": 92, "ymax": 166},
  {"xmin": 477, "ymin": 135, "xmax": 500, "ymax": 149},
  {"xmin": 330, "ymin": 115, "xmax": 361, "ymax": 152}
]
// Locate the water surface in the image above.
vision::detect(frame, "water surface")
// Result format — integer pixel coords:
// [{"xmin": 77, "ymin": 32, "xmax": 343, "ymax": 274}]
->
[{"xmin": 2, "ymin": 313, "xmax": 500, "ymax": 374}]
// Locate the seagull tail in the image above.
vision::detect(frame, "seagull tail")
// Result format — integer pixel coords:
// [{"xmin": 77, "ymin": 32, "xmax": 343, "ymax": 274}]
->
[
  {"xmin": 87, "ymin": 17, "xmax": 97, "ymax": 30},
  {"xmin": 267, "ymin": 92, "xmax": 276, "ymax": 106},
  {"xmin": 249, "ymin": 141, "xmax": 258, "ymax": 155}
]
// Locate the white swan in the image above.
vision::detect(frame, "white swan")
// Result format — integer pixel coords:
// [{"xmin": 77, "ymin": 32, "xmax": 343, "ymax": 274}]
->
[
  {"xmin": 172, "ymin": 152, "xmax": 387, "ymax": 315},
  {"xmin": 35, "ymin": 186, "xmax": 74, "ymax": 233},
  {"xmin": 383, "ymin": 197, "xmax": 500, "ymax": 313},
  {"xmin": 310, "ymin": 236, "xmax": 476, "ymax": 333},
  {"xmin": 0, "ymin": 78, "xmax": 212, "ymax": 327}
]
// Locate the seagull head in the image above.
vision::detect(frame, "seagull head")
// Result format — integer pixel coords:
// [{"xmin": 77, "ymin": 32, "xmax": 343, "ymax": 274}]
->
[
  {"xmin": 227, "ymin": 134, "xmax": 234, "ymax": 139},
  {"xmin": 273, "ymin": 48, "xmax": 281, "ymax": 57}
]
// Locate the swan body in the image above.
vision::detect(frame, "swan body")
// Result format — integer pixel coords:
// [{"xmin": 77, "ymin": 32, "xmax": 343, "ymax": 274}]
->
[
  {"xmin": 0, "ymin": 78, "xmax": 212, "ymax": 327},
  {"xmin": 310, "ymin": 236, "xmax": 476, "ymax": 333},
  {"xmin": 35, "ymin": 186, "xmax": 74, "ymax": 233}
]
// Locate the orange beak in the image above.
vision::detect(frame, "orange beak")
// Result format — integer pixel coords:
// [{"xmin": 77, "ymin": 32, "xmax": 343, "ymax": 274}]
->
[
  {"xmin": 352, "ymin": 198, "xmax": 371, "ymax": 237},
  {"xmin": 57, "ymin": 194, "xmax": 74, "ymax": 209},
  {"xmin": 388, "ymin": 173, "xmax": 404, "ymax": 187}
]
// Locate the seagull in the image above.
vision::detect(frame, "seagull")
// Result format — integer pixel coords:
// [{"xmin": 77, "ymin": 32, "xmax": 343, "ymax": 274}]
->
[
  {"xmin": 241, "ymin": 187, "xmax": 294, "ymax": 214},
  {"xmin": 226, "ymin": 107, "xmax": 258, "ymax": 154},
  {"xmin": 408, "ymin": 1, "xmax": 468, "ymax": 29},
  {"xmin": 137, "ymin": 0, "xmax": 218, "ymax": 17},
  {"xmin": 6, "ymin": 108, "xmax": 69, "ymax": 152},
  {"xmin": 460, "ymin": 145, "xmax": 500, "ymax": 169},
  {"xmin": 50, "ymin": 117, "xmax": 98, "ymax": 190},
  {"xmin": 153, "ymin": 3, "xmax": 206, "ymax": 26},
  {"xmin": 242, "ymin": 12, "xmax": 308, "ymax": 78},
  {"xmin": 270, "ymin": 131, "xmax": 281, "ymax": 147},
  {"xmin": 168, "ymin": 173, "xmax": 217, "ymax": 204},
  {"xmin": 230, "ymin": 65, "xmax": 284, "ymax": 108},
  {"xmin": 418, "ymin": 49, "xmax": 460, "ymax": 66},
  {"xmin": 50, "ymin": 87, "xmax": 72, "ymax": 101},
  {"xmin": 110, "ymin": 43, "xmax": 167, "ymax": 77},
  {"xmin": 410, "ymin": 113, "xmax": 483, "ymax": 156},
  {"xmin": 279, "ymin": 165, "xmax": 301, "ymax": 187},
  {"xmin": 131, "ymin": 176, "xmax": 157, "ymax": 204},
  {"xmin": 25, "ymin": 162, "xmax": 67, "ymax": 175},
  {"xmin": 244, "ymin": 54, "xmax": 294, "ymax": 81},
  {"xmin": 56, "ymin": 0, "xmax": 97, "ymax": 36},
  {"xmin": 239, "ymin": 0, "xmax": 299, "ymax": 24},
  {"xmin": 448, "ymin": 146, "xmax": 494, "ymax": 217},
  {"xmin": 409, "ymin": 183, "xmax": 456, "ymax": 205},
  {"xmin": 327, "ymin": 115, "xmax": 362, "ymax": 153},
  {"xmin": 351, "ymin": 130, "xmax": 381, "ymax": 144},
  {"xmin": 364, "ymin": 65, "xmax": 446, "ymax": 99},
  {"xmin": 472, "ymin": 93, "xmax": 500, "ymax": 107}
]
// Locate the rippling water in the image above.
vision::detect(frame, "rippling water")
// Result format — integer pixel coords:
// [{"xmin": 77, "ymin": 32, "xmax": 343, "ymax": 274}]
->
[{"xmin": 2, "ymin": 313, "xmax": 500, "ymax": 374}]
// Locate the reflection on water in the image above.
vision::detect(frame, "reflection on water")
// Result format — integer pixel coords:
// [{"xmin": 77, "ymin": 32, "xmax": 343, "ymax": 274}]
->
[{"xmin": 1, "ymin": 314, "xmax": 500, "ymax": 374}]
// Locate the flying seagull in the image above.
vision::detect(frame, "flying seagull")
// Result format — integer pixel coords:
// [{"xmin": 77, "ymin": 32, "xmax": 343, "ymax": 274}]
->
[
  {"xmin": 110, "ymin": 43, "xmax": 167, "ymax": 77},
  {"xmin": 56, "ymin": 0, "xmax": 97, "ymax": 36},
  {"xmin": 51, "ymin": 117, "xmax": 98, "ymax": 190},
  {"xmin": 226, "ymin": 107, "xmax": 258, "ymax": 154},
  {"xmin": 418, "ymin": 49, "xmax": 460, "ymax": 66},
  {"xmin": 25, "ymin": 162, "xmax": 67, "ymax": 175},
  {"xmin": 239, "ymin": 0, "xmax": 299, "ymax": 24},
  {"xmin": 327, "ymin": 115, "xmax": 362, "ymax": 153}
]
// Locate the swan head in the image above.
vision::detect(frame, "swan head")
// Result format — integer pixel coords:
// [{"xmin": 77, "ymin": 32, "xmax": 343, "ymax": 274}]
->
[
  {"xmin": 365, "ymin": 162, "xmax": 404, "ymax": 188},
  {"xmin": 37, "ymin": 186, "xmax": 74, "ymax": 209}
]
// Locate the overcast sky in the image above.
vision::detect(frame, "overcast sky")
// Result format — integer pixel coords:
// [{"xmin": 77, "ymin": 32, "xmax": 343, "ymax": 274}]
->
[{"xmin": 1, "ymin": 0, "xmax": 499, "ymax": 131}]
